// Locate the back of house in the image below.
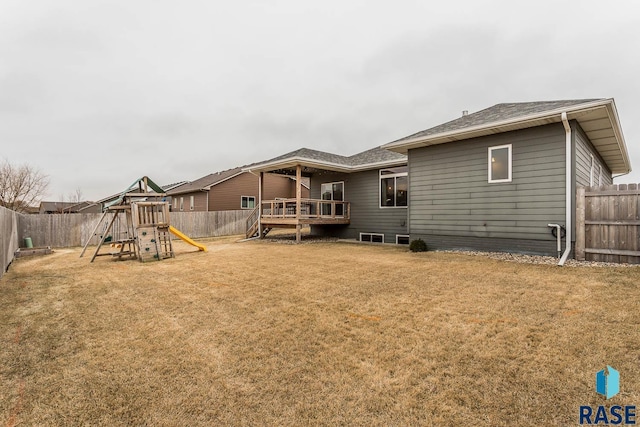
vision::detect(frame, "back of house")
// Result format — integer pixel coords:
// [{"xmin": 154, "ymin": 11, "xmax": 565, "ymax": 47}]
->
[{"xmin": 245, "ymin": 98, "xmax": 630, "ymax": 258}]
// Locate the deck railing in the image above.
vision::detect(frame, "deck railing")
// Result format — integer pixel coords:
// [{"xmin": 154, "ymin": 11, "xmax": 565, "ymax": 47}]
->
[
  {"xmin": 261, "ymin": 198, "xmax": 350, "ymax": 220},
  {"xmin": 245, "ymin": 206, "xmax": 260, "ymax": 238}
]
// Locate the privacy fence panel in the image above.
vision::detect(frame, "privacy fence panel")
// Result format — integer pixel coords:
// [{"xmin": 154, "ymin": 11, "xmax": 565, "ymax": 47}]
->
[
  {"xmin": 1, "ymin": 206, "xmax": 20, "ymax": 279},
  {"xmin": 170, "ymin": 210, "xmax": 252, "ymax": 239},
  {"xmin": 576, "ymin": 184, "xmax": 640, "ymax": 264},
  {"xmin": 19, "ymin": 213, "xmax": 105, "ymax": 248},
  {"xmin": 17, "ymin": 210, "xmax": 251, "ymax": 248}
]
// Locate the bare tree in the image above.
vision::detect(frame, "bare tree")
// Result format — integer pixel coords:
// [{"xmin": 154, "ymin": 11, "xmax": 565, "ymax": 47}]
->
[
  {"xmin": 0, "ymin": 160, "xmax": 49, "ymax": 213},
  {"xmin": 69, "ymin": 187, "xmax": 83, "ymax": 204}
]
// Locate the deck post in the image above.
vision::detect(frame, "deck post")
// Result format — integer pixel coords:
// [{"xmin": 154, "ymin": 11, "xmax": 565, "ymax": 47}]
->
[
  {"xmin": 258, "ymin": 171, "xmax": 264, "ymax": 238},
  {"xmin": 296, "ymin": 164, "xmax": 302, "ymax": 243}
]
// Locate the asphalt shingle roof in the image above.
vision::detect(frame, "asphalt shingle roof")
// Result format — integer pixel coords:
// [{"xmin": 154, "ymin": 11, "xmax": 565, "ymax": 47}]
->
[
  {"xmin": 167, "ymin": 167, "xmax": 244, "ymax": 195},
  {"xmin": 391, "ymin": 99, "xmax": 603, "ymax": 143},
  {"xmin": 252, "ymin": 146, "xmax": 406, "ymax": 169}
]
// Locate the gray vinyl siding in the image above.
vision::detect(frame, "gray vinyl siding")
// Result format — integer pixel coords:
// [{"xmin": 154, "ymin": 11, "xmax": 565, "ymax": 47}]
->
[
  {"xmin": 574, "ymin": 123, "xmax": 613, "ymax": 188},
  {"xmin": 409, "ymin": 122, "xmax": 567, "ymax": 256},
  {"xmin": 310, "ymin": 170, "xmax": 408, "ymax": 243}
]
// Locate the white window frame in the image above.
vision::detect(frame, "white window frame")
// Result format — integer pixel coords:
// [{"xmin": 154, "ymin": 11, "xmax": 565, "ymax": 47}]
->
[
  {"xmin": 179, "ymin": 197, "xmax": 184, "ymax": 211},
  {"xmin": 360, "ymin": 232, "xmax": 384, "ymax": 243},
  {"xmin": 241, "ymin": 196, "xmax": 256, "ymax": 209},
  {"xmin": 189, "ymin": 195, "xmax": 195, "ymax": 211},
  {"xmin": 320, "ymin": 182, "xmax": 345, "ymax": 201},
  {"xmin": 396, "ymin": 234, "xmax": 410, "ymax": 245},
  {"xmin": 379, "ymin": 167, "xmax": 408, "ymax": 209},
  {"xmin": 589, "ymin": 154, "xmax": 595, "ymax": 187},
  {"xmin": 320, "ymin": 181, "xmax": 345, "ymax": 217},
  {"xmin": 488, "ymin": 144, "xmax": 512, "ymax": 183}
]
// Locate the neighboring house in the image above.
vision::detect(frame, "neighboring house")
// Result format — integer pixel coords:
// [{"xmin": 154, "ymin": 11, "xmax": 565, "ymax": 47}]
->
[
  {"xmin": 72, "ymin": 201, "xmax": 101, "ymax": 213},
  {"xmin": 159, "ymin": 181, "xmax": 188, "ymax": 209},
  {"xmin": 245, "ymin": 98, "xmax": 631, "ymax": 259},
  {"xmin": 167, "ymin": 167, "xmax": 310, "ymax": 212},
  {"xmin": 22, "ymin": 206, "xmax": 41, "ymax": 214},
  {"xmin": 39, "ymin": 201, "xmax": 100, "ymax": 214}
]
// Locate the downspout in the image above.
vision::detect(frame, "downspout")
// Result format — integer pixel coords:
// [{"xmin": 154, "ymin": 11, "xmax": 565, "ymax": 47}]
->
[{"xmin": 559, "ymin": 112, "xmax": 572, "ymax": 266}]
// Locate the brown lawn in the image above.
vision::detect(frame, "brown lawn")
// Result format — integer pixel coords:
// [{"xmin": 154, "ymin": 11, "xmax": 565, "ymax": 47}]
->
[{"xmin": 1, "ymin": 236, "xmax": 640, "ymax": 426}]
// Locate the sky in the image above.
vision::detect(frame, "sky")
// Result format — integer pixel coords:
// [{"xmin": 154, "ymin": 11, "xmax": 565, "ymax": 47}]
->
[{"xmin": 1, "ymin": 0, "xmax": 639, "ymax": 202}]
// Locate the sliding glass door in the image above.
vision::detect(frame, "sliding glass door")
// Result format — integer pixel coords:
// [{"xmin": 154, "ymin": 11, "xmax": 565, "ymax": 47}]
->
[{"xmin": 321, "ymin": 182, "xmax": 344, "ymax": 216}]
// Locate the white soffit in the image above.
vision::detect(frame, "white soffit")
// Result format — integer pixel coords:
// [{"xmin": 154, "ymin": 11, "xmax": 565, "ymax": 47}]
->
[{"xmin": 384, "ymin": 99, "xmax": 630, "ymax": 174}]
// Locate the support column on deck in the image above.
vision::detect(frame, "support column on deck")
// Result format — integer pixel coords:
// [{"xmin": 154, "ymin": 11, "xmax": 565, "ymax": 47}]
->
[
  {"xmin": 296, "ymin": 164, "xmax": 302, "ymax": 243},
  {"xmin": 258, "ymin": 171, "xmax": 264, "ymax": 238}
]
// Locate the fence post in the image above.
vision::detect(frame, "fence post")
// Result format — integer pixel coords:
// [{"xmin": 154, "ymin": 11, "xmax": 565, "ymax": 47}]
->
[{"xmin": 575, "ymin": 187, "xmax": 586, "ymax": 261}]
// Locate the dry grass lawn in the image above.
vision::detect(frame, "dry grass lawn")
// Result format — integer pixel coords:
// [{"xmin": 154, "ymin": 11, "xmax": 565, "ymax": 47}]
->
[{"xmin": 1, "ymin": 236, "xmax": 640, "ymax": 426}]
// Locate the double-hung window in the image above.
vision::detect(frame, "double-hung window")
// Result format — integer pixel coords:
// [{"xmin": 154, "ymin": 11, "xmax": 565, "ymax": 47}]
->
[
  {"xmin": 241, "ymin": 196, "xmax": 256, "ymax": 209},
  {"xmin": 488, "ymin": 144, "xmax": 512, "ymax": 183},
  {"xmin": 380, "ymin": 166, "xmax": 408, "ymax": 208}
]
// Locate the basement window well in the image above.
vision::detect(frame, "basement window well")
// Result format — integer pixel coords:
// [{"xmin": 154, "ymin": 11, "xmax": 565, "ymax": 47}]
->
[
  {"xmin": 360, "ymin": 233, "xmax": 384, "ymax": 243},
  {"xmin": 396, "ymin": 235, "xmax": 410, "ymax": 245}
]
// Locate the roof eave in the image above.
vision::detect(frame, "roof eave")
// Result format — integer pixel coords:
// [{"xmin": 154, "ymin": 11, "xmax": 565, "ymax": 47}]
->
[
  {"xmin": 383, "ymin": 98, "xmax": 631, "ymax": 175},
  {"xmin": 604, "ymin": 101, "xmax": 632, "ymax": 174},
  {"xmin": 243, "ymin": 156, "xmax": 407, "ymax": 174},
  {"xmin": 243, "ymin": 157, "xmax": 354, "ymax": 174},
  {"xmin": 202, "ymin": 171, "xmax": 246, "ymax": 189}
]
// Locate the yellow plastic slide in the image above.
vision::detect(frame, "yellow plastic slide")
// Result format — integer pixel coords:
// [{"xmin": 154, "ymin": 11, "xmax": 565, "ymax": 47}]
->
[{"xmin": 169, "ymin": 226, "xmax": 207, "ymax": 251}]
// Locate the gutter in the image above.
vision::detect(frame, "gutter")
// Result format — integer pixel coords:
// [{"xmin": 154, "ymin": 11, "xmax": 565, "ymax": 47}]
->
[
  {"xmin": 559, "ymin": 112, "xmax": 572, "ymax": 266},
  {"xmin": 612, "ymin": 172, "xmax": 630, "ymax": 180},
  {"xmin": 383, "ymin": 99, "xmax": 614, "ymax": 151},
  {"xmin": 241, "ymin": 157, "xmax": 407, "ymax": 175}
]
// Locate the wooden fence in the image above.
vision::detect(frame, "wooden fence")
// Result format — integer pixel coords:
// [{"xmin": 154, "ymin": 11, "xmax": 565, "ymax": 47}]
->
[
  {"xmin": 576, "ymin": 184, "xmax": 640, "ymax": 263},
  {"xmin": 18, "ymin": 210, "xmax": 253, "ymax": 248},
  {"xmin": 170, "ymin": 210, "xmax": 252, "ymax": 239},
  {"xmin": 1, "ymin": 206, "xmax": 20, "ymax": 279}
]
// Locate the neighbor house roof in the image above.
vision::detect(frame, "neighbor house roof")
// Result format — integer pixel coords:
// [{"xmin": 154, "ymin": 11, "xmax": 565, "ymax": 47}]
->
[
  {"xmin": 167, "ymin": 167, "xmax": 245, "ymax": 195},
  {"xmin": 39, "ymin": 201, "xmax": 79, "ymax": 213},
  {"xmin": 244, "ymin": 147, "xmax": 407, "ymax": 174},
  {"xmin": 382, "ymin": 98, "xmax": 631, "ymax": 174},
  {"xmin": 168, "ymin": 167, "xmax": 311, "ymax": 195},
  {"xmin": 162, "ymin": 181, "xmax": 188, "ymax": 192},
  {"xmin": 38, "ymin": 201, "xmax": 98, "ymax": 213}
]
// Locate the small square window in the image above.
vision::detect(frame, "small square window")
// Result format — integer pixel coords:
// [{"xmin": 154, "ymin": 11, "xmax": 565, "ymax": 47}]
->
[
  {"xmin": 488, "ymin": 144, "xmax": 512, "ymax": 183},
  {"xmin": 241, "ymin": 196, "xmax": 256, "ymax": 209}
]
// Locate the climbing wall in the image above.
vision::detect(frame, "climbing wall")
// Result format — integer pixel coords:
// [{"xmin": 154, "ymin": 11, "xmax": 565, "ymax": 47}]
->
[
  {"xmin": 131, "ymin": 202, "xmax": 174, "ymax": 262},
  {"xmin": 136, "ymin": 226, "xmax": 160, "ymax": 262}
]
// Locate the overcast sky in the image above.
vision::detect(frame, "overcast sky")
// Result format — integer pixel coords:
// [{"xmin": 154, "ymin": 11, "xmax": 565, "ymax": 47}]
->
[{"xmin": 1, "ymin": 0, "xmax": 639, "ymax": 201}]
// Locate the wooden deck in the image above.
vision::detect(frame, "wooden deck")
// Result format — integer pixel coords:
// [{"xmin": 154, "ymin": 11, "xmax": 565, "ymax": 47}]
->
[
  {"xmin": 260, "ymin": 198, "xmax": 350, "ymax": 224},
  {"xmin": 246, "ymin": 198, "xmax": 350, "ymax": 238}
]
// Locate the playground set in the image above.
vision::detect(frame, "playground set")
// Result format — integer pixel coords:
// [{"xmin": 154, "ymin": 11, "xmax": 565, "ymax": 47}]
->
[{"xmin": 80, "ymin": 177, "xmax": 206, "ymax": 262}]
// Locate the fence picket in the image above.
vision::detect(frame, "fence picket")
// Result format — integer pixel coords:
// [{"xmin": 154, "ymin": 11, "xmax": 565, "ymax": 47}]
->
[
  {"xmin": 577, "ymin": 184, "xmax": 640, "ymax": 264},
  {"xmin": 17, "ymin": 210, "xmax": 252, "ymax": 248}
]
